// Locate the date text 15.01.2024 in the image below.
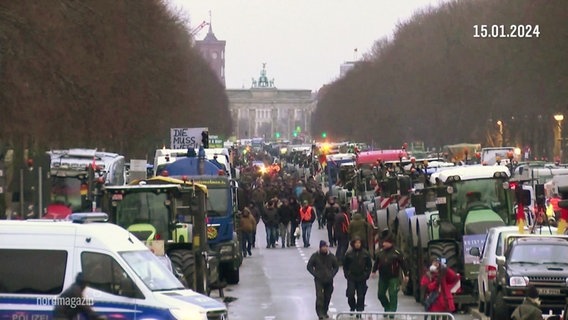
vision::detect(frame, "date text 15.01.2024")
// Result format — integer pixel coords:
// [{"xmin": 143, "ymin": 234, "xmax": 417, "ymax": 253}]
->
[{"xmin": 473, "ymin": 25, "xmax": 540, "ymax": 38}]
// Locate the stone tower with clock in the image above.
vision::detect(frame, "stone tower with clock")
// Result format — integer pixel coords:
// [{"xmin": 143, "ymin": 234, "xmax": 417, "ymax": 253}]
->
[{"xmin": 195, "ymin": 23, "xmax": 226, "ymax": 87}]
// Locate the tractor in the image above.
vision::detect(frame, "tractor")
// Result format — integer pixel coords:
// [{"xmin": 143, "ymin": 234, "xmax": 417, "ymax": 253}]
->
[
  {"xmin": 395, "ymin": 165, "xmax": 515, "ymax": 308},
  {"xmin": 103, "ymin": 176, "xmax": 220, "ymax": 295}
]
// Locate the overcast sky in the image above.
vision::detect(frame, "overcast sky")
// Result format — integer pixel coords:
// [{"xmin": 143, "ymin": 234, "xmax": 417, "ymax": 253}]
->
[{"xmin": 169, "ymin": 0, "xmax": 450, "ymax": 91}]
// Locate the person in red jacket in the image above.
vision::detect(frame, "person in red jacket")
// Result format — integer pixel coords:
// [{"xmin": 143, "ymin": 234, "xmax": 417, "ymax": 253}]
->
[{"xmin": 420, "ymin": 257, "xmax": 460, "ymax": 315}]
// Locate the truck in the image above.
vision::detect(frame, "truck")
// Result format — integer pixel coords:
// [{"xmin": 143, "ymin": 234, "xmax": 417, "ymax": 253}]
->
[
  {"xmin": 158, "ymin": 147, "xmax": 242, "ymax": 285},
  {"xmin": 46, "ymin": 149, "xmax": 126, "ymax": 217},
  {"xmin": 393, "ymin": 165, "xmax": 515, "ymax": 307},
  {"xmin": 103, "ymin": 176, "xmax": 219, "ymax": 295},
  {"xmin": 154, "ymin": 147, "xmax": 236, "ymax": 179}
]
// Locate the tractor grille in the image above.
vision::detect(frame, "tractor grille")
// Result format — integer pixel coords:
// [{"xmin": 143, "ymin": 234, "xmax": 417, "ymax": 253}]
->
[{"xmin": 207, "ymin": 310, "xmax": 227, "ymax": 320}]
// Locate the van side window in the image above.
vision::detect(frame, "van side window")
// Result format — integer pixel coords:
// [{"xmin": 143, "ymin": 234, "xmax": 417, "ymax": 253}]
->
[
  {"xmin": 81, "ymin": 252, "xmax": 143, "ymax": 299},
  {"xmin": 0, "ymin": 249, "xmax": 67, "ymax": 294}
]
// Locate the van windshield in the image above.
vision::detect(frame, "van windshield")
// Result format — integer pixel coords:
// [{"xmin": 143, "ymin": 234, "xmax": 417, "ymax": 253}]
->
[{"xmin": 120, "ymin": 250, "xmax": 185, "ymax": 291}]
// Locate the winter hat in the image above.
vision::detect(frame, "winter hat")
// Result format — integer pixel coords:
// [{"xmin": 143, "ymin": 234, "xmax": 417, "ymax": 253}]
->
[
  {"xmin": 382, "ymin": 232, "xmax": 395, "ymax": 244},
  {"xmin": 320, "ymin": 240, "xmax": 328, "ymax": 248},
  {"xmin": 526, "ymin": 285, "xmax": 539, "ymax": 299}
]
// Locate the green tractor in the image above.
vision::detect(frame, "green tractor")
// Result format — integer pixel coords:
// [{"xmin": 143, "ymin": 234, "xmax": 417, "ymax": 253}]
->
[
  {"xmin": 103, "ymin": 176, "xmax": 220, "ymax": 296},
  {"xmin": 399, "ymin": 166, "xmax": 514, "ymax": 307}
]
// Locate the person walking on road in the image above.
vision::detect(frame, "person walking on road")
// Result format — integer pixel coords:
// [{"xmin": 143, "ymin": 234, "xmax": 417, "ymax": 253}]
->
[
  {"xmin": 343, "ymin": 237, "xmax": 373, "ymax": 314},
  {"xmin": 239, "ymin": 207, "xmax": 256, "ymax": 257},
  {"xmin": 289, "ymin": 197, "xmax": 301, "ymax": 247},
  {"xmin": 420, "ymin": 257, "xmax": 459, "ymax": 318},
  {"xmin": 299, "ymin": 200, "xmax": 316, "ymax": 247},
  {"xmin": 324, "ymin": 196, "xmax": 340, "ymax": 247},
  {"xmin": 348, "ymin": 213, "xmax": 372, "ymax": 251},
  {"xmin": 334, "ymin": 206, "xmax": 351, "ymax": 265},
  {"xmin": 277, "ymin": 198, "xmax": 294, "ymax": 248},
  {"xmin": 307, "ymin": 240, "xmax": 339, "ymax": 320},
  {"xmin": 371, "ymin": 233, "xmax": 409, "ymax": 316},
  {"xmin": 262, "ymin": 200, "xmax": 280, "ymax": 248},
  {"xmin": 248, "ymin": 202, "xmax": 261, "ymax": 248},
  {"xmin": 511, "ymin": 285, "xmax": 544, "ymax": 320},
  {"xmin": 314, "ymin": 186, "xmax": 326, "ymax": 229}
]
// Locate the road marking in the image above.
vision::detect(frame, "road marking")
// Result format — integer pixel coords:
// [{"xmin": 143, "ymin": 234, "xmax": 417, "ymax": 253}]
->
[
  {"xmin": 264, "ymin": 317, "xmax": 276, "ymax": 320},
  {"xmin": 329, "ymin": 308, "xmax": 336, "ymax": 312}
]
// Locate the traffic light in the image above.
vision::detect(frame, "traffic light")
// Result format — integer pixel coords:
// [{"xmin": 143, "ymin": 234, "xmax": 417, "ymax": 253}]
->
[
  {"xmin": 321, "ymin": 132, "xmax": 327, "ymax": 138},
  {"xmin": 201, "ymin": 131, "xmax": 209, "ymax": 148},
  {"xmin": 293, "ymin": 132, "xmax": 298, "ymax": 137},
  {"xmin": 275, "ymin": 132, "xmax": 281, "ymax": 139}
]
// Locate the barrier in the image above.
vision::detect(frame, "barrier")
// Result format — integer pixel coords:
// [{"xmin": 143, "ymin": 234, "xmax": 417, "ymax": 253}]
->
[{"xmin": 335, "ymin": 311, "xmax": 456, "ymax": 320}]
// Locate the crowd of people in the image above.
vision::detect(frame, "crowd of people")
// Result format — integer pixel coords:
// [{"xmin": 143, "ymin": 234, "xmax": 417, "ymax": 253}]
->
[{"xmin": 235, "ymin": 157, "xmax": 472, "ymax": 320}]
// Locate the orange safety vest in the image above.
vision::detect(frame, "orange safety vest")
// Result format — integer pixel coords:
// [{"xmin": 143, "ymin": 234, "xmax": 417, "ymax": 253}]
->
[{"xmin": 300, "ymin": 206, "xmax": 313, "ymax": 222}]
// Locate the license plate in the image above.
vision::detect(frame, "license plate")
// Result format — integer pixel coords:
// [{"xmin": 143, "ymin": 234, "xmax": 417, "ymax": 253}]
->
[{"xmin": 537, "ymin": 288, "xmax": 561, "ymax": 295}]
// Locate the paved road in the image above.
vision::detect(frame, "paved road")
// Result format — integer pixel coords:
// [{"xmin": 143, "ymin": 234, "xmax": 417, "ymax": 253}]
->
[{"xmin": 214, "ymin": 221, "xmax": 475, "ymax": 320}]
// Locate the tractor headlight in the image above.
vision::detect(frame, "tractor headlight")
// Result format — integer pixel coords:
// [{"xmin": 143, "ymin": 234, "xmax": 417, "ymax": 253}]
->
[{"xmin": 509, "ymin": 276, "xmax": 529, "ymax": 287}]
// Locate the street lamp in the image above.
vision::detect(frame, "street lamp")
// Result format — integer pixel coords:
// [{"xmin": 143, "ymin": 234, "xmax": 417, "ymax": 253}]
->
[{"xmin": 554, "ymin": 114, "xmax": 564, "ymax": 163}]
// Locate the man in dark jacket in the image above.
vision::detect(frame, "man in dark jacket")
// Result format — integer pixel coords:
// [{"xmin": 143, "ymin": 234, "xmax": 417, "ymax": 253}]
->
[
  {"xmin": 277, "ymin": 198, "xmax": 294, "ymax": 248},
  {"xmin": 53, "ymin": 272, "xmax": 102, "ymax": 320},
  {"xmin": 262, "ymin": 200, "xmax": 280, "ymax": 248},
  {"xmin": 371, "ymin": 233, "xmax": 409, "ymax": 315},
  {"xmin": 324, "ymin": 196, "xmax": 340, "ymax": 247},
  {"xmin": 307, "ymin": 240, "xmax": 339, "ymax": 320},
  {"xmin": 334, "ymin": 206, "xmax": 351, "ymax": 265},
  {"xmin": 511, "ymin": 285, "xmax": 544, "ymax": 320},
  {"xmin": 314, "ymin": 186, "xmax": 327, "ymax": 229},
  {"xmin": 343, "ymin": 237, "xmax": 373, "ymax": 313},
  {"xmin": 248, "ymin": 202, "xmax": 261, "ymax": 248},
  {"xmin": 289, "ymin": 197, "xmax": 301, "ymax": 246}
]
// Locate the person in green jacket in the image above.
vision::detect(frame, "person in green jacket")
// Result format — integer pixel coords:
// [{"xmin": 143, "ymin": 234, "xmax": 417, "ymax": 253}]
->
[
  {"xmin": 371, "ymin": 233, "xmax": 409, "ymax": 317},
  {"xmin": 511, "ymin": 286, "xmax": 544, "ymax": 320},
  {"xmin": 348, "ymin": 213, "xmax": 371, "ymax": 250}
]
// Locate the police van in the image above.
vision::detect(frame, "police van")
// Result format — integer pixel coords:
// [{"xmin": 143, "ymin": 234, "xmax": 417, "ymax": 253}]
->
[{"xmin": 0, "ymin": 213, "xmax": 228, "ymax": 320}]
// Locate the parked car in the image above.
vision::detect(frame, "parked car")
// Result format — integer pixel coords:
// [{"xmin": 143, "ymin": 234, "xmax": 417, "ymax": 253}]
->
[
  {"xmin": 470, "ymin": 225, "xmax": 558, "ymax": 317},
  {"xmin": 492, "ymin": 236, "xmax": 568, "ymax": 320}
]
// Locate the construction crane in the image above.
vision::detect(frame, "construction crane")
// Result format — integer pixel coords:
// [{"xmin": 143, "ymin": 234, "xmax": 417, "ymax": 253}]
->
[{"xmin": 191, "ymin": 20, "xmax": 210, "ymax": 37}]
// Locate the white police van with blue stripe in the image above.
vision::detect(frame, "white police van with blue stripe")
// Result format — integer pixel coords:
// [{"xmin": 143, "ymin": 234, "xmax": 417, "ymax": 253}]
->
[{"xmin": 0, "ymin": 213, "xmax": 228, "ymax": 320}]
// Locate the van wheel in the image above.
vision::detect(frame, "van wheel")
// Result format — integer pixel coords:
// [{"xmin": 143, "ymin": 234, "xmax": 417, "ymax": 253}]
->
[
  {"xmin": 490, "ymin": 290, "xmax": 508, "ymax": 320},
  {"xmin": 169, "ymin": 250, "xmax": 195, "ymax": 290}
]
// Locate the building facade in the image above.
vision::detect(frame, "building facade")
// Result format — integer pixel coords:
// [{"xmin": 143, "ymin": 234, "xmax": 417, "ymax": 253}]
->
[
  {"xmin": 195, "ymin": 24, "xmax": 226, "ymax": 87},
  {"xmin": 227, "ymin": 64, "xmax": 316, "ymax": 140}
]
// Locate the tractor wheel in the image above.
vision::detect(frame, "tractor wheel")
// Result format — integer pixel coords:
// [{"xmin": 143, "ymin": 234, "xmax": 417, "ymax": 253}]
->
[
  {"xmin": 428, "ymin": 241, "xmax": 459, "ymax": 270},
  {"xmin": 169, "ymin": 250, "xmax": 195, "ymax": 290},
  {"xmin": 222, "ymin": 262, "xmax": 240, "ymax": 285},
  {"xmin": 414, "ymin": 228, "xmax": 425, "ymax": 303}
]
